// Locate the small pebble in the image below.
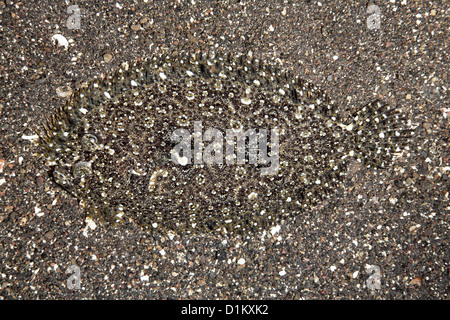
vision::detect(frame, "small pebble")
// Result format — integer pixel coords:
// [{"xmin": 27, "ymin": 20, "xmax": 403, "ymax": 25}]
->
[
  {"xmin": 409, "ymin": 277, "xmax": 421, "ymax": 287},
  {"xmin": 56, "ymin": 86, "xmax": 73, "ymax": 98},
  {"xmin": 131, "ymin": 24, "xmax": 141, "ymax": 31},
  {"xmin": 103, "ymin": 53, "xmax": 113, "ymax": 63}
]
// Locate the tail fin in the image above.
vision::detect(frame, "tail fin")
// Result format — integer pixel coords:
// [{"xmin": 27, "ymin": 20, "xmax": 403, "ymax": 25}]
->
[{"xmin": 344, "ymin": 100, "xmax": 413, "ymax": 168}]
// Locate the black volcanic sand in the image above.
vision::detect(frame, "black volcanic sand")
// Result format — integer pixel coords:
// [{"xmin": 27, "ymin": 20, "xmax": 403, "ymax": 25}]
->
[{"xmin": 0, "ymin": 0, "xmax": 448, "ymax": 299}]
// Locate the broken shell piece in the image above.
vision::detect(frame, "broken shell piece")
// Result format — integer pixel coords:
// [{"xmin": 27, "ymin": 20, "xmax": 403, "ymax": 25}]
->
[{"xmin": 51, "ymin": 34, "xmax": 69, "ymax": 49}]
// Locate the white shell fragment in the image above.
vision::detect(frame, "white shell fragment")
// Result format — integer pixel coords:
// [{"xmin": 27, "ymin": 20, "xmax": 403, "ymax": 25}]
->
[{"xmin": 51, "ymin": 34, "xmax": 69, "ymax": 49}]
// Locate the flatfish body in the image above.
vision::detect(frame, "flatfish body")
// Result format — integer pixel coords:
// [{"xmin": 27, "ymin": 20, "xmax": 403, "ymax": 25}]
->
[{"xmin": 38, "ymin": 52, "xmax": 411, "ymax": 235}]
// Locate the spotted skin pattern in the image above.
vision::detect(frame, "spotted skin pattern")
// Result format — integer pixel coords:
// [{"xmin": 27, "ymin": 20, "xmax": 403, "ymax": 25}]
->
[{"xmin": 38, "ymin": 52, "xmax": 411, "ymax": 235}]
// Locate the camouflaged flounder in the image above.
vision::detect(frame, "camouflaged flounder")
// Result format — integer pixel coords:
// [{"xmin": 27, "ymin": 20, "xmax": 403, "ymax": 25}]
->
[{"xmin": 38, "ymin": 51, "xmax": 412, "ymax": 235}]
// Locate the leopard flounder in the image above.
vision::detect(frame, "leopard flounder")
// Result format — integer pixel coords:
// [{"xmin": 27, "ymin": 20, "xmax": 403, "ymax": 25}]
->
[{"xmin": 38, "ymin": 51, "xmax": 412, "ymax": 235}]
